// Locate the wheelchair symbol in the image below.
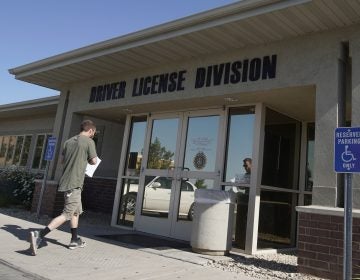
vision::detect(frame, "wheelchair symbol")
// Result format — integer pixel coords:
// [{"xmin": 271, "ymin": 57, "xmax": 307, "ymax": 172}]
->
[{"xmin": 341, "ymin": 145, "xmax": 356, "ymax": 163}]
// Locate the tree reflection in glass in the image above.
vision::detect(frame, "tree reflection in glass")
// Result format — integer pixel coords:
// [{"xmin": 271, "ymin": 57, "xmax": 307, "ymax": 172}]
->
[
  {"xmin": 147, "ymin": 118, "xmax": 178, "ymax": 170},
  {"xmin": 147, "ymin": 137, "xmax": 174, "ymax": 169}
]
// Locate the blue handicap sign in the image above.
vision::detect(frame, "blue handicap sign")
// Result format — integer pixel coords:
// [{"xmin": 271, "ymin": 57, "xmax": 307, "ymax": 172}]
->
[
  {"xmin": 334, "ymin": 127, "xmax": 360, "ymax": 173},
  {"xmin": 44, "ymin": 137, "xmax": 57, "ymax": 161}
]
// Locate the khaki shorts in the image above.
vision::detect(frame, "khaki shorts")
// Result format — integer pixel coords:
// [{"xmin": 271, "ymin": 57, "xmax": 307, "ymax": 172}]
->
[{"xmin": 62, "ymin": 188, "xmax": 83, "ymax": 220}]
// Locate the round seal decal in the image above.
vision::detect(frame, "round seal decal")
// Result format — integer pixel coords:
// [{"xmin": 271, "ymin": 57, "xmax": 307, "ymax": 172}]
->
[{"xmin": 193, "ymin": 151, "xmax": 207, "ymax": 170}]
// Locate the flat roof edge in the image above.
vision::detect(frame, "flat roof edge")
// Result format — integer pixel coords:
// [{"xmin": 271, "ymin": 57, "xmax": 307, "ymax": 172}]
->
[{"xmin": 0, "ymin": 95, "xmax": 59, "ymax": 112}]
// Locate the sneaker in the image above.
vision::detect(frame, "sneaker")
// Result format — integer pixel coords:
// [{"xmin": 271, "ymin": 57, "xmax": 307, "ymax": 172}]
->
[
  {"xmin": 68, "ymin": 237, "xmax": 86, "ymax": 250},
  {"xmin": 29, "ymin": 230, "xmax": 42, "ymax": 256}
]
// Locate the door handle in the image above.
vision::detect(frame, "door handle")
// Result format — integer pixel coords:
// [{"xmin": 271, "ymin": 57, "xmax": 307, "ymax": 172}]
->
[
  {"xmin": 181, "ymin": 167, "xmax": 190, "ymax": 181},
  {"xmin": 166, "ymin": 166, "xmax": 175, "ymax": 180}
]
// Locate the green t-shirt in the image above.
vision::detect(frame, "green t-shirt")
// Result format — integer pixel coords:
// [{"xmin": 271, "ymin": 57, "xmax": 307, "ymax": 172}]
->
[{"xmin": 58, "ymin": 135, "xmax": 97, "ymax": 192}]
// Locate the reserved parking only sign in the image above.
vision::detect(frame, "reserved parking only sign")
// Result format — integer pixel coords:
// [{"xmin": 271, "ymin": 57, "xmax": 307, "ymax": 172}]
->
[
  {"xmin": 44, "ymin": 136, "xmax": 56, "ymax": 161},
  {"xmin": 334, "ymin": 127, "xmax": 360, "ymax": 173}
]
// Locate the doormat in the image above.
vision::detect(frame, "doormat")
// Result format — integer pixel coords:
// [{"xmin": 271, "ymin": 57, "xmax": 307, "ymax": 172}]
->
[{"xmin": 96, "ymin": 233, "xmax": 191, "ymax": 250}]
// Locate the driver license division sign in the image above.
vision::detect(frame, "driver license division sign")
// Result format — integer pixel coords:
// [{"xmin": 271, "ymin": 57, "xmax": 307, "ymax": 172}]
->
[{"xmin": 334, "ymin": 127, "xmax": 360, "ymax": 173}]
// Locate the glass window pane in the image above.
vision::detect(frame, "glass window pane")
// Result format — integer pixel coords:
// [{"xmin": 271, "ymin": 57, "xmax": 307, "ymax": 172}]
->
[
  {"xmin": 32, "ymin": 135, "xmax": 45, "ymax": 169},
  {"xmin": 188, "ymin": 178, "xmax": 215, "ymax": 189},
  {"xmin": 0, "ymin": 136, "xmax": 10, "ymax": 167},
  {"xmin": 304, "ymin": 194, "xmax": 312, "ymax": 206},
  {"xmin": 13, "ymin": 136, "xmax": 24, "ymax": 165},
  {"xmin": 141, "ymin": 175, "xmax": 172, "ymax": 218},
  {"xmin": 224, "ymin": 107, "xmax": 255, "ymax": 184},
  {"xmin": 5, "ymin": 136, "xmax": 17, "ymax": 166},
  {"xmin": 125, "ymin": 116, "xmax": 147, "ymax": 176},
  {"xmin": 92, "ymin": 125, "xmax": 104, "ymax": 156},
  {"xmin": 20, "ymin": 136, "xmax": 32, "ymax": 167},
  {"xmin": 305, "ymin": 123, "xmax": 315, "ymax": 192},
  {"xmin": 261, "ymin": 109, "xmax": 301, "ymax": 190},
  {"xmin": 118, "ymin": 178, "xmax": 139, "ymax": 226},
  {"xmin": 223, "ymin": 185, "xmax": 249, "ymax": 250},
  {"xmin": 183, "ymin": 115, "xmax": 219, "ymax": 172},
  {"xmin": 177, "ymin": 178, "xmax": 214, "ymax": 221},
  {"xmin": 147, "ymin": 118, "xmax": 178, "ymax": 170},
  {"xmin": 258, "ymin": 190, "xmax": 297, "ymax": 249}
]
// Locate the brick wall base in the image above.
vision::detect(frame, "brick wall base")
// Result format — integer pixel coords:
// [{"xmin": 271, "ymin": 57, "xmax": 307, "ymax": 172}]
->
[
  {"xmin": 31, "ymin": 177, "xmax": 117, "ymax": 217},
  {"xmin": 82, "ymin": 177, "xmax": 117, "ymax": 213},
  {"xmin": 297, "ymin": 207, "xmax": 360, "ymax": 280},
  {"xmin": 31, "ymin": 180, "xmax": 62, "ymax": 217}
]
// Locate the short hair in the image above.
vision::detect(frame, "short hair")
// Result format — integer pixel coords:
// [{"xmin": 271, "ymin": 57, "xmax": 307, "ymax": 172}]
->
[
  {"xmin": 80, "ymin": 120, "xmax": 96, "ymax": 132},
  {"xmin": 243, "ymin": 158, "xmax": 252, "ymax": 164}
]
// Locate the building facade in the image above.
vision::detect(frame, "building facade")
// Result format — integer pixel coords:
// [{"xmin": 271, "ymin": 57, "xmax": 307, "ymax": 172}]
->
[
  {"xmin": 6, "ymin": 0, "xmax": 360, "ymax": 278},
  {"xmin": 0, "ymin": 97, "xmax": 58, "ymax": 174}
]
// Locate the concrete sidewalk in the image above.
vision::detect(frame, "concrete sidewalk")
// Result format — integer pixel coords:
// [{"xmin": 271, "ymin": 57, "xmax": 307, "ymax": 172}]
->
[{"xmin": 0, "ymin": 213, "xmax": 258, "ymax": 280}]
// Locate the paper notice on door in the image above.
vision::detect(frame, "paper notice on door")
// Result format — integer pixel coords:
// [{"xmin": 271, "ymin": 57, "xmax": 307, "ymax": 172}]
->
[{"xmin": 85, "ymin": 157, "xmax": 101, "ymax": 177}]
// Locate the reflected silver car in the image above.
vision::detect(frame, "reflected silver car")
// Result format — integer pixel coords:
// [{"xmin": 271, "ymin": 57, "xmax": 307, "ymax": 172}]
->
[{"xmin": 121, "ymin": 176, "xmax": 196, "ymax": 220}]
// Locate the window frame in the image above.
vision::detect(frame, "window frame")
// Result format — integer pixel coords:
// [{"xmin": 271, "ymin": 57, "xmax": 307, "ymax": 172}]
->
[
  {"xmin": 31, "ymin": 133, "xmax": 52, "ymax": 171},
  {"xmin": 0, "ymin": 134, "xmax": 33, "ymax": 168}
]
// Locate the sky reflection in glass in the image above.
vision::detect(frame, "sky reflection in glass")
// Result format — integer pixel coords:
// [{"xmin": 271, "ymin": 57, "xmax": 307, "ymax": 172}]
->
[
  {"xmin": 183, "ymin": 116, "xmax": 219, "ymax": 172},
  {"xmin": 225, "ymin": 110, "xmax": 255, "ymax": 182}
]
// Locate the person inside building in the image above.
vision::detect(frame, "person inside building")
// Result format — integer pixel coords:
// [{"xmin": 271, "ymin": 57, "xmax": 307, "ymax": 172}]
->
[
  {"xmin": 231, "ymin": 157, "xmax": 252, "ymax": 184},
  {"xmin": 29, "ymin": 120, "xmax": 98, "ymax": 256}
]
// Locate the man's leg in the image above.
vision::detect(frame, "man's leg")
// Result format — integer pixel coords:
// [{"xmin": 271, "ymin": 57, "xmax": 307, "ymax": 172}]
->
[
  {"xmin": 68, "ymin": 190, "xmax": 86, "ymax": 250},
  {"xmin": 70, "ymin": 213, "xmax": 79, "ymax": 228},
  {"xmin": 29, "ymin": 214, "xmax": 67, "ymax": 256},
  {"xmin": 48, "ymin": 214, "xmax": 68, "ymax": 230},
  {"xmin": 68, "ymin": 213, "xmax": 86, "ymax": 249},
  {"xmin": 29, "ymin": 189, "xmax": 74, "ymax": 255},
  {"xmin": 70, "ymin": 213, "xmax": 79, "ymax": 242}
]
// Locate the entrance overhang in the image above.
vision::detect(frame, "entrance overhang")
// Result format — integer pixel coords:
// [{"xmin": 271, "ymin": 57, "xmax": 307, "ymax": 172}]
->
[{"xmin": 8, "ymin": 0, "xmax": 360, "ymax": 91}]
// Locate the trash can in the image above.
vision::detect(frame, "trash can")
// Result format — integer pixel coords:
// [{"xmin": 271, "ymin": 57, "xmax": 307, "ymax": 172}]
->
[{"xmin": 190, "ymin": 189, "xmax": 235, "ymax": 256}]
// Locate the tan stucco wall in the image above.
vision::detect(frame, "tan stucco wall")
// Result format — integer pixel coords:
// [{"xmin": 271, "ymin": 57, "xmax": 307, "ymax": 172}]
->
[{"xmin": 0, "ymin": 115, "xmax": 54, "ymax": 135}]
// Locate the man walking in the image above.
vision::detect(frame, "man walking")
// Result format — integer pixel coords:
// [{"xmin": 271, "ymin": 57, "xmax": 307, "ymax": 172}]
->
[{"xmin": 29, "ymin": 120, "xmax": 98, "ymax": 255}]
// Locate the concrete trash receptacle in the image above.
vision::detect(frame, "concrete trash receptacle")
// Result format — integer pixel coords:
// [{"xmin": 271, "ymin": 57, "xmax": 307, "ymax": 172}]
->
[{"xmin": 190, "ymin": 189, "xmax": 235, "ymax": 256}]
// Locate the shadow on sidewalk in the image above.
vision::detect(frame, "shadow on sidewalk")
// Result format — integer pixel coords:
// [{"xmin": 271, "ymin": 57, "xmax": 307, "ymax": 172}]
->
[
  {"xmin": 1, "ymin": 224, "xmax": 68, "ymax": 256},
  {"xmin": 0, "ymin": 208, "xmax": 189, "ymax": 252},
  {"xmin": 96, "ymin": 233, "xmax": 191, "ymax": 250}
]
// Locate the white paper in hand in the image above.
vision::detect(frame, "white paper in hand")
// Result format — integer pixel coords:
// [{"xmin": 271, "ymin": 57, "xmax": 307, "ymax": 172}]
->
[{"xmin": 85, "ymin": 157, "xmax": 101, "ymax": 177}]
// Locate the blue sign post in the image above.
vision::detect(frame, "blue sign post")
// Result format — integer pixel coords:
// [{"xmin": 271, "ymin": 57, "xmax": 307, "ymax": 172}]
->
[
  {"xmin": 44, "ymin": 136, "xmax": 57, "ymax": 161},
  {"xmin": 37, "ymin": 137, "xmax": 57, "ymax": 219},
  {"xmin": 334, "ymin": 127, "xmax": 360, "ymax": 280}
]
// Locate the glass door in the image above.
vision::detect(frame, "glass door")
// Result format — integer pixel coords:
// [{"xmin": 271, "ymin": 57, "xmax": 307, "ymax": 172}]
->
[
  {"xmin": 170, "ymin": 110, "xmax": 223, "ymax": 240},
  {"xmin": 134, "ymin": 113, "xmax": 181, "ymax": 237},
  {"xmin": 134, "ymin": 109, "xmax": 223, "ymax": 240},
  {"xmin": 258, "ymin": 108, "xmax": 301, "ymax": 249}
]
